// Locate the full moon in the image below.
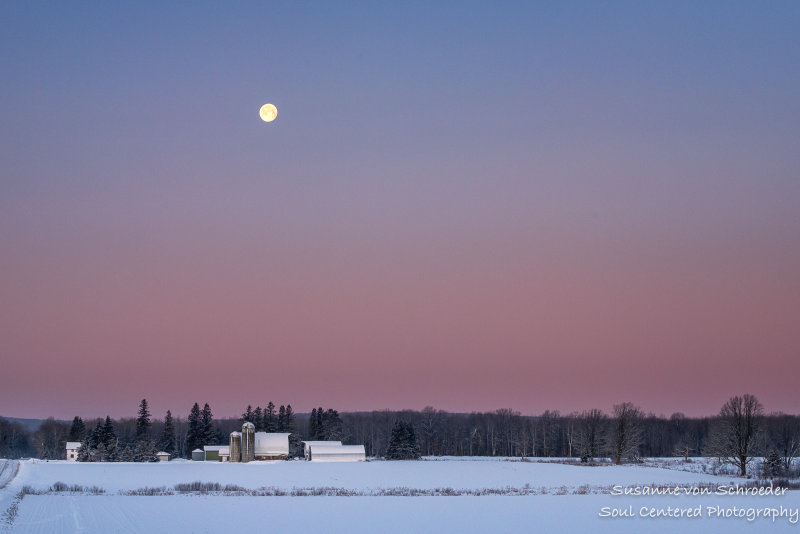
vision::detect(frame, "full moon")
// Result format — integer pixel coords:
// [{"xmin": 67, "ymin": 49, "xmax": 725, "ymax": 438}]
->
[{"xmin": 259, "ymin": 103, "xmax": 278, "ymax": 122}]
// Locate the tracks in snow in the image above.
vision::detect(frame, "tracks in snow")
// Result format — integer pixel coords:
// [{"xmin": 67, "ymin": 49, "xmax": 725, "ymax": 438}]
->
[{"xmin": 0, "ymin": 461, "xmax": 20, "ymax": 491}]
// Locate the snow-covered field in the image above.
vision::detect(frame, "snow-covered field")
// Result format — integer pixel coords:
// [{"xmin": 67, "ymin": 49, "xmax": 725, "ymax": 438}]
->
[{"xmin": 1, "ymin": 458, "xmax": 798, "ymax": 533}]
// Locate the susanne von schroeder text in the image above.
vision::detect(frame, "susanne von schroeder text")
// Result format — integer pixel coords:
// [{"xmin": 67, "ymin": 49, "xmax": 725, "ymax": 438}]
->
[{"xmin": 610, "ymin": 484, "xmax": 788, "ymax": 496}]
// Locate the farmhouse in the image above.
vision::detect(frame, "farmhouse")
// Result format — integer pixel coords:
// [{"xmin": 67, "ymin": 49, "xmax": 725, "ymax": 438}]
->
[{"xmin": 65, "ymin": 442, "xmax": 81, "ymax": 461}]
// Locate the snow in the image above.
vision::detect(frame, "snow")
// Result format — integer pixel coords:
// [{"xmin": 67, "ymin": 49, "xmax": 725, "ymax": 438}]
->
[
  {"xmin": 1, "ymin": 458, "xmax": 797, "ymax": 533},
  {"xmin": 9, "ymin": 494, "xmax": 800, "ymax": 534},
  {"xmin": 4, "ymin": 458, "xmax": 741, "ymax": 493}
]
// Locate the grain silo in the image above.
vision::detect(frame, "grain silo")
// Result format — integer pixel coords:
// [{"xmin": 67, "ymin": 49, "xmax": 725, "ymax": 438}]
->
[
  {"xmin": 241, "ymin": 422, "xmax": 255, "ymax": 463},
  {"xmin": 229, "ymin": 431, "xmax": 241, "ymax": 463}
]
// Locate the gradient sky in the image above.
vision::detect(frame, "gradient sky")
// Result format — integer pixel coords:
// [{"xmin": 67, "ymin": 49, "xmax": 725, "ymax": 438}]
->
[{"xmin": 1, "ymin": 1, "xmax": 799, "ymax": 419}]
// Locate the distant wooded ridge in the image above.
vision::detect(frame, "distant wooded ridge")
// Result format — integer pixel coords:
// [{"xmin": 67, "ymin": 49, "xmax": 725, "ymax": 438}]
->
[{"xmin": 2, "ymin": 395, "xmax": 798, "ymax": 478}]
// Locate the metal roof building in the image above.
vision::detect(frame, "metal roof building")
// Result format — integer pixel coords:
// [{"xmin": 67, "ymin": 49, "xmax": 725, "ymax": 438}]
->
[
  {"xmin": 254, "ymin": 432, "xmax": 290, "ymax": 460},
  {"xmin": 301, "ymin": 440, "xmax": 342, "ymax": 460},
  {"xmin": 307, "ymin": 444, "xmax": 366, "ymax": 462}
]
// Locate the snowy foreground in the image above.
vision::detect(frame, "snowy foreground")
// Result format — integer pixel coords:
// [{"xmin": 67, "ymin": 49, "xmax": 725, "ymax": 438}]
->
[{"xmin": 1, "ymin": 458, "xmax": 798, "ymax": 533}]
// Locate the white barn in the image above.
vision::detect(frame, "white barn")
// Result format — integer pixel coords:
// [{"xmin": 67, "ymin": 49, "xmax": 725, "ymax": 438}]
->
[
  {"xmin": 65, "ymin": 442, "xmax": 81, "ymax": 461},
  {"xmin": 307, "ymin": 444, "xmax": 366, "ymax": 462},
  {"xmin": 254, "ymin": 432, "xmax": 290, "ymax": 460},
  {"xmin": 301, "ymin": 440, "xmax": 342, "ymax": 460}
]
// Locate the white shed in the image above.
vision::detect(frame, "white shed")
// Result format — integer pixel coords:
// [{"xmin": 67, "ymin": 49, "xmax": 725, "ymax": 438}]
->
[
  {"xmin": 308, "ymin": 444, "xmax": 366, "ymax": 462},
  {"xmin": 254, "ymin": 432, "xmax": 290, "ymax": 460},
  {"xmin": 65, "ymin": 442, "xmax": 81, "ymax": 461},
  {"xmin": 301, "ymin": 440, "xmax": 342, "ymax": 460},
  {"xmin": 156, "ymin": 451, "xmax": 171, "ymax": 462}
]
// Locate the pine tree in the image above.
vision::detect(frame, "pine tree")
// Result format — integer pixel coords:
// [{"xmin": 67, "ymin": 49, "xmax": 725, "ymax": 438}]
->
[
  {"xmin": 386, "ymin": 420, "xmax": 420, "ymax": 460},
  {"xmin": 321, "ymin": 409, "xmax": 343, "ymax": 441},
  {"xmin": 134, "ymin": 440, "xmax": 157, "ymax": 462},
  {"xmin": 265, "ymin": 402, "xmax": 277, "ymax": 432},
  {"xmin": 316, "ymin": 407, "xmax": 324, "ymax": 438},
  {"xmin": 136, "ymin": 399, "xmax": 151, "ymax": 440},
  {"xmin": 160, "ymin": 410, "xmax": 176, "ymax": 455},
  {"xmin": 90, "ymin": 420, "xmax": 104, "ymax": 449},
  {"xmin": 285, "ymin": 405, "xmax": 296, "ymax": 433},
  {"xmin": 185, "ymin": 403, "xmax": 202, "ymax": 454},
  {"xmin": 120, "ymin": 444, "xmax": 134, "ymax": 462},
  {"xmin": 68, "ymin": 417, "xmax": 86, "ymax": 442},
  {"xmin": 102, "ymin": 416, "xmax": 118, "ymax": 461},
  {"xmin": 765, "ymin": 448, "xmax": 784, "ymax": 478},
  {"xmin": 94, "ymin": 443, "xmax": 107, "ymax": 462},
  {"xmin": 278, "ymin": 405, "xmax": 287, "ymax": 432},
  {"xmin": 102, "ymin": 416, "xmax": 117, "ymax": 448},
  {"xmin": 77, "ymin": 435, "xmax": 91, "ymax": 462},
  {"xmin": 309, "ymin": 408, "xmax": 318, "ymax": 440},
  {"xmin": 200, "ymin": 403, "xmax": 215, "ymax": 445},
  {"xmin": 285, "ymin": 404, "xmax": 301, "ymax": 457},
  {"xmin": 242, "ymin": 405, "xmax": 254, "ymax": 424},
  {"xmin": 253, "ymin": 407, "xmax": 263, "ymax": 431}
]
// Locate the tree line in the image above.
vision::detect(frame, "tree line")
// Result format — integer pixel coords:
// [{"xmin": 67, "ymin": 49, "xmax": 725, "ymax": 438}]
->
[{"xmin": 1, "ymin": 394, "xmax": 797, "ymax": 476}]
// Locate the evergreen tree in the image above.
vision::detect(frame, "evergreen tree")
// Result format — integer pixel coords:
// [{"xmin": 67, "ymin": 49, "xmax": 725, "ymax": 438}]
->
[
  {"xmin": 136, "ymin": 398, "xmax": 151, "ymax": 440},
  {"xmin": 185, "ymin": 403, "xmax": 202, "ymax": 454},
  {"xmin": 278, "ymin": 405, "xmax": 287, "ymax": 432},
  {"xmin": 242, "ymin": 405, "xmax": 254, "ymax": 424},
  {"xmin": 68, "ymin": 416, "xmax": 86, "ymax": 442},
  {"xmin": 102, "ymin": 416, "xmax": 117, "ymax": 448},
  {"xmin": 316, "ymin": 407, "xmax": 324, "ymax": 438},
  {"xmin": 93, "ymin": 443, "xmax": 107, "ymax": 462},
  {"xmin": 160, "ymin": 410, "xmax": 176, "ymax": 455},
  {"xmin": 309, "ymin": 408, "xmax": 318, "ymax": 440},
  {"xmin": 119, "ymin": 444, "xmax": 134, "ymax": 462},
  {"xmin": 285, "ymin": 405, "xmax": 296, "ymax": 433},
  {"xmin": 90, "ymin": 420, "xmax": 104, "ymax": 449},
  {"xmin": 386, "ymin": 420, "xmax": 420, "ymax": 460},
  {"xmin": 76, "ymin": 435, "xmax": 91, "ymax": 462},
  {"xmin": 321, "ymin": 409, "xmax": 343, "ymax": 441},
  {"xmin": 200, "ymin": 403, "xmax": 215, "ymax": 445},
  {"xmin": 102, "ymin": 416, "xmax": 118, "ymax": 461},
  {"xmin": 285, "ymin": 404, "xmax": 302, "ymax": 458},
  {"xmin": 764, "ymin": 448, "xmax": 784, "ymax": 478},
  {"xmin": 134, "ymin": 439, "xmax": 158, "ymax": 462},
  {"xmin": 253, "ymin": 406, "xmax": 264, "ymax": 431},
  {"xmin": 265, "ymin": 402, "xmax": 277, "ymax": 432}
]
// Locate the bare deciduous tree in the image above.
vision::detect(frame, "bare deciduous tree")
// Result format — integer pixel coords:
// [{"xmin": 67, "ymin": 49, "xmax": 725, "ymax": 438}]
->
[
  {"xmin": 707, "ymin": 394, "xmax": 763, "ymax": 476},
  {"xmin": 610, "ymin": 403, "xmax": 643, "ymax": 465},
  {"xmin": 576, "ymin": 409, "xmax": 606, "ymax": 462}
]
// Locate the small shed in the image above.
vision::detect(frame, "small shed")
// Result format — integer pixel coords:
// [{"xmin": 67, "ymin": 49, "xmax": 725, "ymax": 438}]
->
[
  {"xmin": 156, "ymin": 451, "xmax": 171, "ymax": 462},
  {"xmin": 308, "ymin": 444, "xmax": 366, "ymax": 462},
  {"xmin": 191, "ymin": 449, "xmax": 205, "ymax": 461},
  {"xmin": 204, "ymin": 445, "xmax": 227, "ymax": 462},
  {"xmin": 65, "ymin": 442, "xmax": 81, "ymax": 461},
  {"xmin": 301, "ymin": 440, "xmax": 342, "ymax": 460},
  {"xmin": 218, "ymin": 446, "xmax": 231, "ymax": 462}
]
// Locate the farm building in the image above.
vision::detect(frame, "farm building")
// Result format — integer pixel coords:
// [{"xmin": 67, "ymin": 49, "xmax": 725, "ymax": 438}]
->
[
  {"xmin": 65, "ymin": 442, "xmax": 81, "ymax": 461},
  {"xmin": 254, "ymin": 432, "xmax": 290, "ymax": 460},
  {"xmin": 203, "ymin": 445, "xmax": 227, "ymax": 461},
  {"xmin": 156, "ymin": 451, "xmax": 171, "ymax": 462},
  {"xmin": 225, "ymin": 424, "xmax": 290, "ymax": 462},
  {"xmin": 307, "ymin": 444, "xmax": 366, "ymax": 462},
  {"xmin": 301, "ymin": 440, "xmax": 342, "ymax": 460},
  {"xmin": 191, "ymin": 449, "xmax": 205, "ymax": 461}
]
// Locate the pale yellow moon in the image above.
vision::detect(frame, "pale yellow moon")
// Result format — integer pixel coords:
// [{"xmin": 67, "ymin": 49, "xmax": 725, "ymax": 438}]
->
[{"xmin": 259, "ymin": 103, "xmax": 278, "ymax": 122}]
